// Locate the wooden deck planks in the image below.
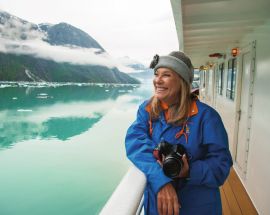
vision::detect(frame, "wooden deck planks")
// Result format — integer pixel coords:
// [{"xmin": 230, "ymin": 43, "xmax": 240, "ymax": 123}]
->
[
  {"xmin": 222, "ymin": 179, "xmax": 242, "ymax": 215},
  {"xmin": 221, "ymin": 168, "xmax": 258, "ymax": 215},
  {"xmin": 227, "ymin": 169, "xmax": 258, "ymax": 215},
  {"xmin": 220, "ymin": 187, "xmax": 231, "ymax": 215}
]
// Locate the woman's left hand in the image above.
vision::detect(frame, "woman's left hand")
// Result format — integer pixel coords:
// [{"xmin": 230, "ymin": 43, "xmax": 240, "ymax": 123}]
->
[{"xmin": 157, "ymin": 183, "xmax": 180, "ymax": 215}]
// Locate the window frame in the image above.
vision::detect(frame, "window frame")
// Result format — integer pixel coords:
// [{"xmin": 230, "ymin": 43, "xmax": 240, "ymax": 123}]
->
[
  {"xmin": 226, "ymin": 58, "xmax": 237, "ymax": 100},
  {"xmin": 217, "ymin": 63, "xmax": 224, "ymax": 95}
]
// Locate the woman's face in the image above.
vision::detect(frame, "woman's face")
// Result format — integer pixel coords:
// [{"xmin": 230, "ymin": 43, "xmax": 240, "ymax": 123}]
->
[{"xmin": 153, "ymin": 67, "xmax": 182, "ymax": 105}]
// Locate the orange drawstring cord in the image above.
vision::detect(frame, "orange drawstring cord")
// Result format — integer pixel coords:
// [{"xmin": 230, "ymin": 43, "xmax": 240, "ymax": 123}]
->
[
  {"xmin": 148, "ymin": 119, "xmax": 153, "ymax": 136},
  {"xmin": 175, "ymin": 119, "xmax": 190, "ymax": 143}
]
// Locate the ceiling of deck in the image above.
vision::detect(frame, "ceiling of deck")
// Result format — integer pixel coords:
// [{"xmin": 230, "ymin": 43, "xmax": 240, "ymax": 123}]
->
[{"xmin": 172, "ymin": 0, "xmax": 270, "ymax": 67}]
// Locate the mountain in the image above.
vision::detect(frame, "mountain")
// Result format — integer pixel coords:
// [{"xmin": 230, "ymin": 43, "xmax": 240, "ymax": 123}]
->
[
  {"xmin": 117, "ymin": 56, "xmax": 147, "ymax": 71},
  {"xmin": 128, "ymin": 69, "xmax": 154, "ymax": 81},
  {"xmin": 39, "ymin": 22, "xmax": 105, "ymax": 52},
  {"xmin": 0, "ymin": 53, "xmax": 139, "ymax": 83},
  {"xmin": 0, "ymin": 10, "xmax": 40, "ymax": 40},
  {"xmin": 115, "ymin": 56, "xmax": 154, "ymax": 82},
  {"xmin": 0, "ymin": 10, "xmax": 139, "ymax": 84}
]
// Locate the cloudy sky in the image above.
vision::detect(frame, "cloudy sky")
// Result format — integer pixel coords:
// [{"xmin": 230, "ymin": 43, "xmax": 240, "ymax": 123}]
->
[{"xmin": 0, "ymin": 0, "xmax": 179, "ymax": 65}]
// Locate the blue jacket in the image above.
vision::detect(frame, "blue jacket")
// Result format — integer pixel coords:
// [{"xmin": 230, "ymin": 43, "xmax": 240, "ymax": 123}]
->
[{"xmin": 125, "ymin": 99, "xmax": 233, "ymax": 215}]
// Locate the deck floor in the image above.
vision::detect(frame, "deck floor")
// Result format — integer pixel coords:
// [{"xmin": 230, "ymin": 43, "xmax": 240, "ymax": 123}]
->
[{"xmin": 220, "ymin": 168, "xmax": 258, "ymax": 215}]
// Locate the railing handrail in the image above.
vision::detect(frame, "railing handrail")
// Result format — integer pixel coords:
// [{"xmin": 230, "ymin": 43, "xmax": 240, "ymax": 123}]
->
[{"xmin": 100, "ymin": 165, "xmax": 146, "ymax": 215}]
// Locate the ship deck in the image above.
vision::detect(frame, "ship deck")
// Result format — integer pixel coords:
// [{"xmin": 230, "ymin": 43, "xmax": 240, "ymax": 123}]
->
[{"xmin": 221, "ymin": 168, "xmax": 258, "ymax": 215}]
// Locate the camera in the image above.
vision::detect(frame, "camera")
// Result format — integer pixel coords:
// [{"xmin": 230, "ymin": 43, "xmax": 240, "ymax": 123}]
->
[{"xmin": 153, "ymin": 141, "xmax": 186, "ymax": 179}]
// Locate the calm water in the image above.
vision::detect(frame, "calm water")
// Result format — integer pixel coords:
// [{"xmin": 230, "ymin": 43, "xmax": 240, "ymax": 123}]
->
[{"xmin": 0, "ymin": 82, "xmax": 152, "ymax": 215}]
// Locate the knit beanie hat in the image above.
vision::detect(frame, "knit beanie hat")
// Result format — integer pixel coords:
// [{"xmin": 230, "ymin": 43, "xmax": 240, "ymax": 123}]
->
[{"xmin": 150, "ymin": 51, "xmax": 194, "ymax": 84}]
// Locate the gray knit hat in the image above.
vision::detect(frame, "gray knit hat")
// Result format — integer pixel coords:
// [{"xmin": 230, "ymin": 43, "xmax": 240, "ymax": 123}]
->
[{"xmin": 150, "ymin": 51, "xmax": 194, "ymax": 84}]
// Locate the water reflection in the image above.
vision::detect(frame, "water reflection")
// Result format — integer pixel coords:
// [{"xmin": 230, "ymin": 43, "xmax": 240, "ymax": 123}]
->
[
  {"xmin": 0, "ymin": 82, "xmax": 153, "ymax": 215},
  {"xmin": 0, "ymin": 84, "xmax": 137, "ymax": 149},
  {"xmin": 41, "ymin": 116, "xmax": 102, "ymax": 141}
]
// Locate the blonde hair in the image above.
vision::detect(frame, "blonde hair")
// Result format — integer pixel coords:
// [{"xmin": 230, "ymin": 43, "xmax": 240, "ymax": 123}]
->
[{"xmin": 149, "ymin": 76, "xmax": 193, "ymax": 125}]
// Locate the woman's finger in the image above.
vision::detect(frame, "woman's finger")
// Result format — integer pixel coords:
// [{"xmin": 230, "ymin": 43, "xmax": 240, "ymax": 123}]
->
[
  {"xmin": 162, "ymin": 201, "xmax": 167, "ymax": 215},
  {"xmin": 182, "ymin": 154, "xmax": 188, "ymax": 164},
  {"xmin": 157, "ymin": 194, "xmax": 163, "ymax": 215},
  {"xmin": 178, "ymin": 154, "xmax": 189, "ymax": 178},
  {"xmin": 173, "ymin": 195, "xmax": 180, "ymax": 215},
  {"xmin": 167, "ymin": 200, "xmax": 173, "ymax": 215}
]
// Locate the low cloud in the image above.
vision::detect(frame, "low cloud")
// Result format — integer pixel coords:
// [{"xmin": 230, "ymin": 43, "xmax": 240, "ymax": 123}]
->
[
  {"xmin": 0, "ymin": 16, "xmax": 136, "ymax": 72},
  {"xmin": 0, "ymin": 37, "xmax": 138, "ymax": 72},
  {"xmin": 0, "ymin": 38, "xmax": 117, "ymax": 68}
]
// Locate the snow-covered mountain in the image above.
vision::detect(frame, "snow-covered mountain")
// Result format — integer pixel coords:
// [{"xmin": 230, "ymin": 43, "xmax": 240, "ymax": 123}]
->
[{"xmin": 0, "ymin": 10, "xmax": 139, "ymax": 84}]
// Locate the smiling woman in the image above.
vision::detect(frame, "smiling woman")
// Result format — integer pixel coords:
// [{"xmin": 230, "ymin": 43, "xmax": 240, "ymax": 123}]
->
[{"xmin": 125, "ymin": 51, "xmax": 233, "ymax": 215}]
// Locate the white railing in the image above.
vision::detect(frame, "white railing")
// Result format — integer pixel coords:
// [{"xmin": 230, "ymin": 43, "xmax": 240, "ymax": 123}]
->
[{"xmin": 100, "ymin": 165, "xmax": 146, "ymax": 215}]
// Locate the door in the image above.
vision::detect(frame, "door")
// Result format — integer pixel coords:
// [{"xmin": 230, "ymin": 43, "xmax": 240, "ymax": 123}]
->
[{"xmin": 235, "ymin": 51, "xmax": 251, "ymax": 177}]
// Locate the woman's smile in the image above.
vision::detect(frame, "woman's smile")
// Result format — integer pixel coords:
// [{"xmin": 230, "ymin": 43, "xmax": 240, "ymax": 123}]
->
[{"xmin": 156, "ymin": 86, "xmax": 168, "ymax": 92}]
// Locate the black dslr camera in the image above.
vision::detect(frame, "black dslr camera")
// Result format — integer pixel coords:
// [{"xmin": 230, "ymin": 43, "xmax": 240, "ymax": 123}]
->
[{"xmin": 153, "ymin": 141, "xmax": 186, "ymax": 179}]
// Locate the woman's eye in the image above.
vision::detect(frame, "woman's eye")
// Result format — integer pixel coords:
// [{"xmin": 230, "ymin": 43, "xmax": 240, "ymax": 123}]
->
[
  {"xmin": 154, "ymin": 72, "xmax": 171, "ymax": 77},
  {"xmin": 163, "ymin": 74, "xmax": 171, "ymax": 77}
]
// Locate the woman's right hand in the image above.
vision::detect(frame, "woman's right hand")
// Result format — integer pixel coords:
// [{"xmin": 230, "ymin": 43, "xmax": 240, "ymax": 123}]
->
[
  {"xmin": 157, "ymin": 183, "xmax": 180, "ymax": 215},
  {"xmin": 178, "ymin": 154, "xmax": 189, "ymax": 178}
]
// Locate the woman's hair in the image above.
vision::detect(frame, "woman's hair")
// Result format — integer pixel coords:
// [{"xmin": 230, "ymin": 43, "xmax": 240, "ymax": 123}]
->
[{"xmin": 149, "ymin": 51, "xmax": 195, "ymax": 125}]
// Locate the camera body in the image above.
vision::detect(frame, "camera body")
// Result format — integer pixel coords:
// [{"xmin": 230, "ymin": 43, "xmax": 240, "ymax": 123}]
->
[{"xmin": 153, "ymin": 141, "xmax": 186, "ymax": 179}]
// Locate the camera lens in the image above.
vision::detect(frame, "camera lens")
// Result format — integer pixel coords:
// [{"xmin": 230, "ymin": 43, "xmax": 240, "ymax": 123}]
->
[
  {"xmin": 159, "ymin": 141, "xmax": 173, "ymax": 156},
  {"xmin": 163, "ymin": 156, "xmax": 183, "ymax": 178}
]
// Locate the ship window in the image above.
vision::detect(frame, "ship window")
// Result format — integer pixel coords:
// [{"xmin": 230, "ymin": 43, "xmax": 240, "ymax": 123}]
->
[
  {"xmin": 226, "ymin": 58, "xmax": 237, "ymax": 100},
  {"xmin": 200, "ymin": 70, "xmax": 206, "ymax": 88},
  {"xmin": 217, "ymin": 63, "xmax": 224, "ymax": 95}
]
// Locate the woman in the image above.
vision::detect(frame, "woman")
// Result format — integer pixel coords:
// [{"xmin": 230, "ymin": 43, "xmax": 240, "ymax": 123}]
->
[{"xmin": 125, "ymin": 51, "xmax": 232, "ymax": 215}]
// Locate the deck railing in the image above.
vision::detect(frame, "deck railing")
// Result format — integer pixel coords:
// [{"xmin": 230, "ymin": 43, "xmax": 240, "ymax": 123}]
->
[{"xmin": 100, "ymin": 165, "xmax": 146, "ymax": 215}]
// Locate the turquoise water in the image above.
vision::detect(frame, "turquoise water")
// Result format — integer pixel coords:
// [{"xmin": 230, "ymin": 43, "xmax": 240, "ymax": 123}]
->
[{"xmin": 0, "ymin": 82, "xmax": 152, "ymax": 215}]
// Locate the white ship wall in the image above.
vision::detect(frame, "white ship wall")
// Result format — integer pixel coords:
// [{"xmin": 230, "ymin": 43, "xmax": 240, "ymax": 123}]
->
[
  {"xmin": 203, "ymin": 20, "xmax": 270, "ymax": 214},
  {"xmin": 240, "ymin": 20, "xmax": 270, "ymax": 215}
]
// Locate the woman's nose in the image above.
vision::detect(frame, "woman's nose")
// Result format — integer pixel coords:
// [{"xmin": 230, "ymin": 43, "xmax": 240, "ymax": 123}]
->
[{"xmin": 154, "ymin": 75, "xmax": 163, "ymax": 84}]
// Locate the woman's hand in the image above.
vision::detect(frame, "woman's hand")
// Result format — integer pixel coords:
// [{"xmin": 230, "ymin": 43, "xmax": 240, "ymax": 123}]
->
[
  {"xmin": 157, "ymin": 183, "xmax": 180, "ymax": 215},
  {"xmin": 178, "ymin": 154, "xmax": 189, "ymax": 178}
]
